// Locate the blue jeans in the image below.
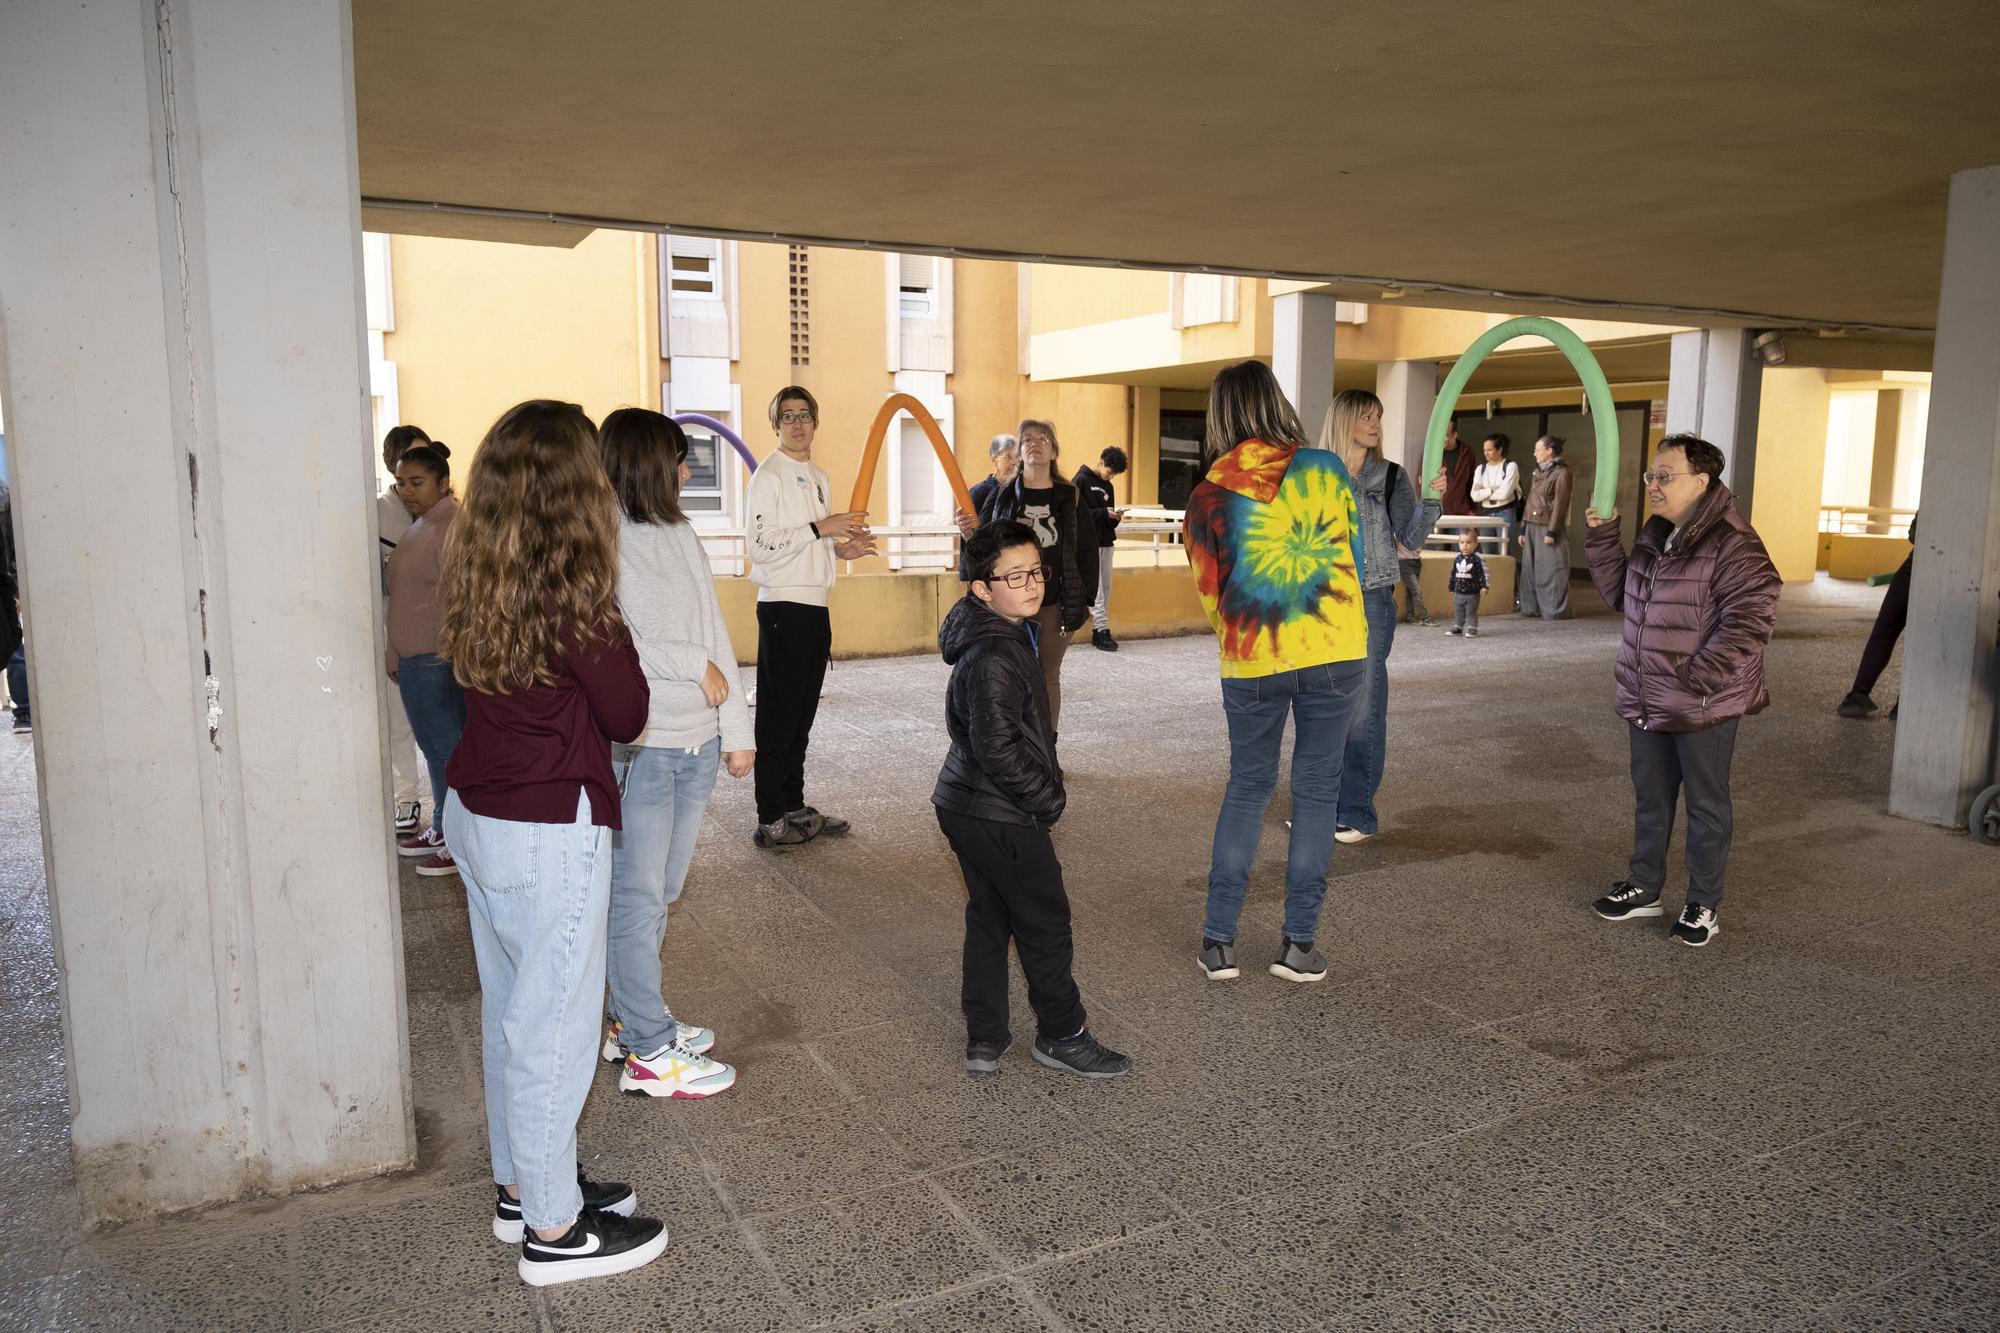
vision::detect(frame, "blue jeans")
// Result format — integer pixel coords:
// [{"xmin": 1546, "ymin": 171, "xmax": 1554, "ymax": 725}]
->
[
  {"xmin": 607, "ymin": 739, "xmax": 720, "ymax": 1056},
  {"xmin": 1202, "ymin": 659, "xmax": 1366, "ymax": 944},
  {"xmin": 7, "ymin": 643, "xmax": 26, "ymax": 724},
  {"xmin": 445, "ymin": 789, "xmax": 610, "ymax": 1234},
  {"xmin": 398, "ymin": 653, "xmax": 465, "ymax": 836},
  {"xmin": 1337, "ymin": 586, "xmax": 1399, "ymax": 834}
]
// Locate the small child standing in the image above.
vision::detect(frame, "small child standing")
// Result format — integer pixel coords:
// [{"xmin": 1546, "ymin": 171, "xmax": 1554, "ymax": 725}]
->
[
  {"xmin": 932, "ymin": 521, "xmax": 1132, "ymax": 1081},
  {"xmin": 1447, "ymin": 528, "xmax": 1490, "ymax": 637}
]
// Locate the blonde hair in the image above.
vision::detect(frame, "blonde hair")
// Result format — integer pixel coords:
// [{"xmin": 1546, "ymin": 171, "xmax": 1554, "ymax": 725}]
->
[
  {"xmin": 438, "ymin": 400, "xmax": 625, "ymax": 694},
  {"xmin": 1319, "ymin": 388, "xmax": 1384, "ymax": 476},
  {"xmin": 1204, "ymin": 361, "xmax": 1308, "ymax": 462}
]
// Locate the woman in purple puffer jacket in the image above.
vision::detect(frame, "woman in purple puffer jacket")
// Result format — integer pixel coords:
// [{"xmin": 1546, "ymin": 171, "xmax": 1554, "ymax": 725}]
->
[{"xmin": 1581, "ymin": 433, "xmax": 1780, "ymax": 949}]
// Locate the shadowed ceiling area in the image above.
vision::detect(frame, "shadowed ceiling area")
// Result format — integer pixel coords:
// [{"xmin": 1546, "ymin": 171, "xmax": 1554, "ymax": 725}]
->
[{"xmin": 353, "ymin": 1, "xmax": 2000, "ymax": 333}]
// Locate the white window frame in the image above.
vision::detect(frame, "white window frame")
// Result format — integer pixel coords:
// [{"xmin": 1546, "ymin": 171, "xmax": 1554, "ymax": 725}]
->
[{"xmin": 664, "ymin": 235, "xmax": 723, "ymax": 300}]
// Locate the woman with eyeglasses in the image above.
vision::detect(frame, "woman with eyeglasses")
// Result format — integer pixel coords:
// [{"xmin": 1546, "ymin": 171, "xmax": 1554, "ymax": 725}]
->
[
  {"xmin": 1583, "ymin": 433, "xmax": 1780, "ymax": 949},
  {"xmin": 1184, "ymin": 361, "xmax": 1370, "ymax": 985},
  {"xmin": 958, "ymin": 419, "xmax": 1097, "ymax": 731}
]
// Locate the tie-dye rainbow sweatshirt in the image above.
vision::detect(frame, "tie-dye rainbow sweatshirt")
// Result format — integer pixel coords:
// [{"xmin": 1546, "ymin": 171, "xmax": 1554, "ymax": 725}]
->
[{"xmin": 1183, "ymin": 439, "xmax": 1367, "ymax": 678}]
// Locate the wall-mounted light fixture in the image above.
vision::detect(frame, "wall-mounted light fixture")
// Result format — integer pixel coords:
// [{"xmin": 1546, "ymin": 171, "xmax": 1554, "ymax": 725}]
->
[{"xmin": 1753, "ymin": 330, "xmax": 1789, "ymax": 366}]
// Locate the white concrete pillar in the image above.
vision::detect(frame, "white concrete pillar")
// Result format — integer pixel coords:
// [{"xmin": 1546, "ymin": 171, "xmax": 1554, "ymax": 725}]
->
[
  {"xmin": 1272, "ymin": 293, "xmax": 1339, "ymax": 445},
  {"xmin": 1891, "ymin": 164, "xmax": 2000, "ymax": 828},
  {"xmin": 1376, "ymin": 360, "xmax": 1438, "ymax": 476},
  {"xmin": 0, "ymin": 0, "xmax": 413, "ymax": 1221},
  {"xmin": 1666, "ymin": 328, "xmax": 1764, "ymax": 511}
]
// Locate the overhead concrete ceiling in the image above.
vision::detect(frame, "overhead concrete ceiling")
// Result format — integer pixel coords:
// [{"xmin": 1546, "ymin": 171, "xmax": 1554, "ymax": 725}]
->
[{"xmin": 353, "ymin": 1, "xmax": 2000, "ymax": 334}]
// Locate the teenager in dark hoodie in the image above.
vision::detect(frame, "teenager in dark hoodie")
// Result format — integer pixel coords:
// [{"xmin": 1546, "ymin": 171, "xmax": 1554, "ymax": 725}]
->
[{"xmin": 932, "ymin": 520, "xmax": 1131, "ymax": 1081}]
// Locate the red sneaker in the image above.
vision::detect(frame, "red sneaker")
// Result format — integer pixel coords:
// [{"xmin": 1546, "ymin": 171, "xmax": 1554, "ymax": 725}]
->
[
  {"xmin": 397, "ymin": 826, "xmax": 447, "ymax": 858},
  {"xmin": 413, "ymin": 850, "xmax": 458, "ymax": 878}
]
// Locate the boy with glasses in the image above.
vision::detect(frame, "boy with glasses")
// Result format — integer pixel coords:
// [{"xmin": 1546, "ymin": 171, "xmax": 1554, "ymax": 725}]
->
[
  {"xmin": 748, "ymin": 386, "xmax": 875, "ymax": 848},
  {"xmin": 932, "ymin": 521, "xmax": 1131, "ymax": 1080}
]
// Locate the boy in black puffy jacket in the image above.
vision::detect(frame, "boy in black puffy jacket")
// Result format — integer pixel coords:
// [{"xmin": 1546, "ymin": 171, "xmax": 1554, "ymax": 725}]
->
[{"xmin": 932, "ymin": 521, "xmax": 1131, "ymax": 1081}]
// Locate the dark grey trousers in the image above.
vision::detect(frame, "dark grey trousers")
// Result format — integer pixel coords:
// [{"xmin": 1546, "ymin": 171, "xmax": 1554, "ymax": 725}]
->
[
  {"xmin": 1627, "ymin": 718, "xmax": 1739, "ymax": 909},
  {"xmin": 1452, "ymin": 592, "xmax": 1480, "ymax": 632}
]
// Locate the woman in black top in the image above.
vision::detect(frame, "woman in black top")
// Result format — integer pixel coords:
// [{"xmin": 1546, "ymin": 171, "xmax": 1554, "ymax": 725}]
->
[{"xmin": 955, "ymin": 419, "xmax": 1096, "ymax": 730}]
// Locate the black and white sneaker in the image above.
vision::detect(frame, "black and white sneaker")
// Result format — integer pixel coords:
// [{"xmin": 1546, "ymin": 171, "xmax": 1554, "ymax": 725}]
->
[
  {"xmin": 518, "ymin": 1207, "xmax": 667, "ymax": 1287},
  {"xmin": 1032, "ymin": 1030, "xmax": 1133, "ymax": 1079},
  {"xmin": 965, "ymin": 1037, "xmax": 1012, "ymax": 1074},
  {"xmin": 493, "ymin": 1173, "xmax": 637, "ymax": 1244},
  {"xmin": 1198, "ymin": 937, "xmax": 1240, "ymax": 981},
  {"xmin": 393, "ymin": 800, "xmax": 422, "ymax": 833},
  {"xmin": 1269, "ymin": 938, "xmax": 1328, "ymax": 983},
  {"xmin": 1592, "ymin": 880, "xmax": 1664, "ymax": 921},
  {"xmin": 1670, "ymin": 903, "xmax": 1720, "ymax": 948}
]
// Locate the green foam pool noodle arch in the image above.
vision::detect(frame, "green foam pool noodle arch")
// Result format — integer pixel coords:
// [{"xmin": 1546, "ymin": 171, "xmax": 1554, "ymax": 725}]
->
[{"xmin": 1421, "ymin": 316, "xmax": 1621, "ymax": 516}]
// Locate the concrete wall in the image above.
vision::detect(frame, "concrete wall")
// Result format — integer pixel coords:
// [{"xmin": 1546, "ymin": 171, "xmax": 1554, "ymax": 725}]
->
[
  {"xmin": 1750, "ymin": 367, "xmax": 1835, "ymax": 583},
  {"xmin": 384, "ymin": 230, "xmax": 656, "ymax": 453}
]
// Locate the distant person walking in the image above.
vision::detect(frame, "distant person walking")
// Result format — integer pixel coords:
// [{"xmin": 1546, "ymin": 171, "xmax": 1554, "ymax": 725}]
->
[
  {"xmin": 1073, "ymin": 445, "xmax": 1128, "ymax": 651},
  {"xmin": 1186, "ymin": 360, "xmax": 1368, "ymax": 985},
  {"xmin": 1837, "ymin": 514, "xmax": 1917, "ymax": 719},
  {"xmin": 1324, "ymin": 389, "xmax": 1444, "ymax": 844},
  {"xmin": 1438, "ymin": 420, "xmax": 1478, "ymax": 519},
  {"xmin": 1518, "ymin": 434, "xmax": 1574, "ymax": 619},
  {"xmin": 1, "ymin": 478, "xmax": 24, "ymax": 735},
  {"xmin": 1585, "ymin": 434, "xmax": 1780, "ymax": 948}
]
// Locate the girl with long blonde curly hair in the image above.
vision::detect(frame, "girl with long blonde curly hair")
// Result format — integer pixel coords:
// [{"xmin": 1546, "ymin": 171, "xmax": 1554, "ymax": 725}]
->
[{"xmin": 434, "ymin": 399, "xmax": 668, "ymax": 1285}]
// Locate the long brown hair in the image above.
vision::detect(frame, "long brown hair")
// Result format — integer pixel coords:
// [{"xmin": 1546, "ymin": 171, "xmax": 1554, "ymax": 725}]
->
[
  {"xmin": 599, "ymin": 407, "xmax": 688, "ymax": 525},
  {"xmin": 1015, "ymin": 418, "xmax": 1072, "ymax": 487},
  {"xmin": 439, "ymin": 400, "xmax": 624, "ymax": 693},
  {"xmin": 1204, "ymin": 360, "xmax": 1308, "ymax": 464}
]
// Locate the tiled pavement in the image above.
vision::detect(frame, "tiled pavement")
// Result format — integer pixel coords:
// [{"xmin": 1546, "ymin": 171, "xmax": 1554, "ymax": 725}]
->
[{"xmin": 1, "ymin": 576, "xmax": 1995, "ymax": 1330}]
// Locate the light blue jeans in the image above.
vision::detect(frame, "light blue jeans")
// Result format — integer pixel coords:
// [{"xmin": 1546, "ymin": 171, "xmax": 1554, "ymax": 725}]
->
[
  {"xmin": 1202, "ymin": 660, "xmax": 1366, "ymax": 944},
  {"xmin": 607, "ymin": 739, "xmax": 720, "ymax": 1057},
  {"xmin": 444, "ymin": 789, "xmax": 609, "ymax": 1233},
  {"xmin": 1337, "ymin": 586, "xmax": 1399, "ymax": 835}
]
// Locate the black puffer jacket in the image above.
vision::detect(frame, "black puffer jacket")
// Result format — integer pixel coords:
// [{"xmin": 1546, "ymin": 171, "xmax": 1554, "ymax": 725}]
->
[
  {"xmin": 931, "ymin": 596, "xmax": 1065, "ymax": 828},
  {"xmin": 980, "ymin": 476, "xmax": 1099, "ymax": 634}
]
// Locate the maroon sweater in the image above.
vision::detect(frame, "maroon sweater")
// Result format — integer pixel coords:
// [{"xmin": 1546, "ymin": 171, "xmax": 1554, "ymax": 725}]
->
[{"xmin": 444, "ymin": 624, "xmax": 649, "ymax": 829}]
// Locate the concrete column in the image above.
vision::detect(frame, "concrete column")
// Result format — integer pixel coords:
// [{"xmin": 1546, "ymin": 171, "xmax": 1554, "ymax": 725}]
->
[
  {"xmin": 0, "ymin": 0, "xmax": 413, "ymax": 1221},
  {"xmin": 1891, "ymin": 164, "xmax": 2000, "ymax": 828},
  {"xmin": 1868, "ymin": 390, "xmax": 1903, "ymax": 532},
  {"xmin": 1271, "ymin": 293, "xmax": 1338, "ymax": 444},
  {"xmin": 1666, "ymin": 328, "xmax": 1763, "ymax": 511},
  {"xmin": 1376, "ymin": 361, "xmax": 1438, "ymax": 476}
]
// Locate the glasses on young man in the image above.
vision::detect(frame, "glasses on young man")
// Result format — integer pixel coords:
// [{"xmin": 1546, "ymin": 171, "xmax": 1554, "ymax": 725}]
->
[
  {"xmin": 989, "ymin": 566, "xmax": 1049, "ymax": 589},
  {"xmin": 777, "ymin": 411, "xmax": 815, "ymax": 426}
]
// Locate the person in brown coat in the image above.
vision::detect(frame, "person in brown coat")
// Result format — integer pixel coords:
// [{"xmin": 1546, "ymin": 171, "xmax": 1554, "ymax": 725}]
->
[
  {"xmin": 1518, "ymin": 435, "xmax": 1575, "ymax": 618},
  {"xmin": 1582, "ymin": 434, "xmax": 1780, "ymax": 947}
]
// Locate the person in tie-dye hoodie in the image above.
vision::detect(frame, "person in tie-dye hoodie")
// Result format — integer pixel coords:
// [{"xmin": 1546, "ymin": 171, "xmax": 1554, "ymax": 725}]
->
[{"xmin": 1183, "ymin": 360, "xmax": 1369, "ymax": 987}]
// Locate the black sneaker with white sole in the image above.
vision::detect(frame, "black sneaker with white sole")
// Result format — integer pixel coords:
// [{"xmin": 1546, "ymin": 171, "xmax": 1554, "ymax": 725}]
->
[
  {"xmin": 1592, "ymin": 880, "xmax": 1664, "ymax": 921},
  {"xmin": 965, "ymin": 1037, "xmax": 1012, "ymax": 1074},
  {"xmin": 1269, "ymin": 938, "xmax": 1328, "ymax": 983},
  {"xmin": 1198, "ymin": 937, "xmax": 1240, "ymax": 981},
  {"xmin": 1670, "ymin": 903, "xmax": 1720, "ymax": 947},
  {"xmin": 518, "ymin": 1207, "xmax": 668, "ymax": 1287},
  {"xmin": 493, "ymin": 1172, "xmax": 637, "ymax": 1244},
  {"xmin": 1032, "ymin": 1029, "xmax": 1132, "ymax": 1079}
]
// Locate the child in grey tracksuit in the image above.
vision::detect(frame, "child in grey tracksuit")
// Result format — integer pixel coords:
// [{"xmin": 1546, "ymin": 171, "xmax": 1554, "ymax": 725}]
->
[{"xmin": 1447, "ymin": 529, "xmax": 1489, "ymax": 637}]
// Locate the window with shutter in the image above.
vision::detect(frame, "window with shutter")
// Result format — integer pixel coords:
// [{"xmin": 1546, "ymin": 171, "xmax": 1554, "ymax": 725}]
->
[
  {"xmin": 898, "ymin": 253, "xmax": 937, "ymax": 318},
  {"xmin": 668, "ymin": 236, "xmax": 722, "ymax": 299}
]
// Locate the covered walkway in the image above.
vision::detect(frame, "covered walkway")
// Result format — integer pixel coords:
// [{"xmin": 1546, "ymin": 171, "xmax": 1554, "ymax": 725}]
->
[{"xmin": 3, "ymin": 582, "xmax": 1994, "ymax": 1330}]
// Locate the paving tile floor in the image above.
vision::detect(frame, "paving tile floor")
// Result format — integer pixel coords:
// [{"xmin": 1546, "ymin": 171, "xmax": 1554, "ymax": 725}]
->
[{"xmin": 1, "ymin": 575, "xmax": 1997, "ymax": 1330}]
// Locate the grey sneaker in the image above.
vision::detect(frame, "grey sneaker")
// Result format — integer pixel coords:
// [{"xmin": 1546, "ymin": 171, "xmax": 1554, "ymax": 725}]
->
[
  {"xmin": 1032, "ymin": 1030, "xmax": 1132, "ymax": 1079},
  {"xmin": 1270, "ymin": 938, "xmax": 1328, "ymax": 983},
  {"xmin": 965, "ymin": 1037, "xmax": 1012, "ymax": 1074},
  {"xmin": 788, "ymin": 806, "xmax": 849, "ymax": 837},
  {"xmin": 1198, "ymin": 937, "xmax": 1240, "ymax": 981},
  {"xmin": 753, "ymin": 818, "xmax": 811, "ymax": 849}
]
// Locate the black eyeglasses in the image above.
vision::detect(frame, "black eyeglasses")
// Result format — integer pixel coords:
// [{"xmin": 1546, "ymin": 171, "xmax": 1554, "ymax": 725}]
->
[{"xmin": 989, "ymin": 567, "xmax": 1049, "ymax": 589}]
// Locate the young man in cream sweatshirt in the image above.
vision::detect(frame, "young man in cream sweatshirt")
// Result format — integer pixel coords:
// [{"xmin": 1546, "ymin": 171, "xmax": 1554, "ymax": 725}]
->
[{"xmin": 749, "ymin": 386, "xmax": 875, "ymax": 847}]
